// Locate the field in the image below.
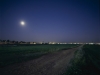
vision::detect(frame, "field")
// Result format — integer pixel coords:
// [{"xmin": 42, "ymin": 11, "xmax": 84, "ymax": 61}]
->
[
  {"xmin": 63, "ymin": 44, "xmax": 100, "ymax": 75},
  {"xmin": 0, "ymin": 44, "xmax": 78, "ymax": 68}
]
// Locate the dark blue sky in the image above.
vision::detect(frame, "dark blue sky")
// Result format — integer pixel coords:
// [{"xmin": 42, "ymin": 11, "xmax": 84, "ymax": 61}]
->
[{"xmin": 0, "ymin": 0, "xmax": 100, "ymax": 43}]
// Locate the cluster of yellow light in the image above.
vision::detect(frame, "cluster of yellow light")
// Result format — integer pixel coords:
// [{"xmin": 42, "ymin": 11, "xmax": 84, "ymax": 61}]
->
[{"xmin": 34, "ymin": 43, "xmax": 36, "ymax": 44}]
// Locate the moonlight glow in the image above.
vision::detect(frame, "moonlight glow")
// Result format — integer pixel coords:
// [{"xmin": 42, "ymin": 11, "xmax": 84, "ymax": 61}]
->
[{"xmin": 20, "ymin": 21, "xmax": 25, "ymax": 25}]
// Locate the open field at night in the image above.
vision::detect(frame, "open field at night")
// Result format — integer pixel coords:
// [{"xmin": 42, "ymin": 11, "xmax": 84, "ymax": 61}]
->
[
  {"xmin": 63, "ymin": 44, "xmax": 100, "ymax": 75},
  {"xmin": 1, "ymin": 0, "xmax": 99, "ymax": 75},
  {"xmin": 0, "ymin": 44, "xmax": 79, "ymax": 68}
]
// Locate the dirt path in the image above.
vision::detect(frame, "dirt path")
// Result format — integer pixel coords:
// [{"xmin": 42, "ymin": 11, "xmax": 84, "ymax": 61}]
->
[{"xmin": 0, "ymin": 45, "xmax": 82, "ymax": 75}]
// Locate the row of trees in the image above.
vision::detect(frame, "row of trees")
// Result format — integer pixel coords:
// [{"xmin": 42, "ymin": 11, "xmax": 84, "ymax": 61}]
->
[
  {"xmin": 0, "ymin": 40, "xmax": 19, "ymax": 42},
  {"xmin": 0, "ymin": 40, "xmax": 28, "ymax": 44}
]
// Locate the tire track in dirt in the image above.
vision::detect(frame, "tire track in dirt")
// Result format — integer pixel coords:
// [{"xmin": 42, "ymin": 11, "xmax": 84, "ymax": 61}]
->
[{"xmin": 0, "ymin": 45, "xmax": 83, "ymax": 75}]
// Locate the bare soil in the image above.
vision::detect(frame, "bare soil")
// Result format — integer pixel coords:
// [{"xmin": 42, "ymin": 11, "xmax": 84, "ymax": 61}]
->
[{"xmin": 0, "ymin": 46, "xmax": 81, "ymax": 75}]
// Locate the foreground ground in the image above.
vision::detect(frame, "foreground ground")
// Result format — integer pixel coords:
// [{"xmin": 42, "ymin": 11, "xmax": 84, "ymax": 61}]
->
[
  {"xmin": 64, "ymin": 44, "xmax": 100, "ymax": 75},
  {"xmin": 0, "ymin": 44, "xmax": 78, "ymax": 67},
  {"xmin": 0, "ymin": 45, "xmax": 82, "ymax": 75}
]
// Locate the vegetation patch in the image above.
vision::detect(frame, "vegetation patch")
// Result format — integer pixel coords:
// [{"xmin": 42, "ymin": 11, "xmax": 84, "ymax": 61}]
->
[
  {"xmin": 63, "ymin": 45, "xmax": 100, "ymax": 75},
  {"xmin": 0, "ymin": 44, "xmax": 79, "ymax": 68}
]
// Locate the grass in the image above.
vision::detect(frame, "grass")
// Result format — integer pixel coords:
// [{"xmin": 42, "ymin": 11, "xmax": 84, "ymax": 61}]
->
[
  {"xmin": 63, "ymin": 44, "xmax": 100, "ymax": 75},
  {"xmin": 0, "ymin": 44, "xmax": 78, "ymax": 68}
]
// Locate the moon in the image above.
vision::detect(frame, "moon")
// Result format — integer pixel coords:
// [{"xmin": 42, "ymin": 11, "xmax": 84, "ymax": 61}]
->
[{"xmin": 20, "ymin": 21, "xmax": 25, "ymax": 26}]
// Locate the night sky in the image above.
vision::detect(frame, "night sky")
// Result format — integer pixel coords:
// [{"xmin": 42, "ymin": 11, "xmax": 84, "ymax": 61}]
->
[{"xmin": 0, "ymin": 0, "xmax": 100, "ymax": 43}]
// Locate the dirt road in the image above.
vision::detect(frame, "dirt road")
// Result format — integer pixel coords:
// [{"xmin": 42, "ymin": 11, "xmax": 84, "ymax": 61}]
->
[{"xmin": 0, "ymin": 45, "xmax": 82, "ymax": 75}]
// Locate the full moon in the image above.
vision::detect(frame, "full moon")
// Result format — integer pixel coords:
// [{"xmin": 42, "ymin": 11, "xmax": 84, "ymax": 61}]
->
[{"xmin": 20, "ymin": 21, "xmax": 25, "ymax": 25}]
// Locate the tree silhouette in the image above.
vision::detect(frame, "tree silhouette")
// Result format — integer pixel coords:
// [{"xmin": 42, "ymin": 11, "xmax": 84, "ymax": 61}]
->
[{"xmin": 7, "ymin": 40, "xmax": 10, "ymax": 42}]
